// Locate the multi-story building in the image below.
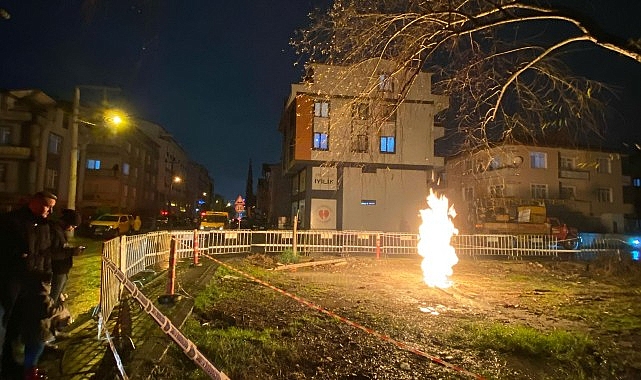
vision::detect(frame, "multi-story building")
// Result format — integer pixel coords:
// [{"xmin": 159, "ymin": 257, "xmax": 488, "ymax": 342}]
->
[
  {"xmin": 440, "ymin": 144, "xmax": 634, "ymax": 234},
  {"xmin": 0, "ymin": 89, "xmax": 72, "ymax": 210},
  {"xmin": 79, "ymin": 118, "xmax": 160, "ymax": 217},
  {"xmin": 130, "ymin": 119, "xmax": 212, "ymax": 219},
  {"xmin": 278, "ymin": 59, "xmax": 448, "ymax": 231},
  {"xmin": 0, "ymin": 88, "xmax": 212, "ymax": 220}
]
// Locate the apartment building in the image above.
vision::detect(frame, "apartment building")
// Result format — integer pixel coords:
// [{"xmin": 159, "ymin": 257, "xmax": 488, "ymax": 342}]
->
[
  {"xmin": 0, "ymin": 88, "xmax": 212, "ymax": 219},
  {"xmin": 78, "ymin": 119, "xmax": 160, "ymax": 217},
  {"xmin": 0, "ymin": 89, "xmax": 72, "ymax": 210},
  {"xmin": 441, "ymin": 144, "xmax": 634, "ymax": 234},
  {"xmin": 136, "ymin": 119, "xmax": 209, "ymax": 217},
  {"xmin": 278, "ymin": 59, "xmax": 448, "ymax": 231}
]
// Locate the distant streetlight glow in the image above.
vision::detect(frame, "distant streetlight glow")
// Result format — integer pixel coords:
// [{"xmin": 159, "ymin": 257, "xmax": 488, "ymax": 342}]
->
[{"xmin": 103, "ymin": 109, "xmax": 127, "ymax": 129}]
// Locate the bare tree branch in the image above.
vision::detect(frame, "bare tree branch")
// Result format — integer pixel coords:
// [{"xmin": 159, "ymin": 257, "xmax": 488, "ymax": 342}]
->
[{"xmin": 292, "ymin": 0, "xmax": 641, "ymax": 154}]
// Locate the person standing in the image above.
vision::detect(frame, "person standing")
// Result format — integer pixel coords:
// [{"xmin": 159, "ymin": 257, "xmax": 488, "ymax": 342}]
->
[
  {"xmin": 0, "ymin": 191, "xmax": 57, "ymax": 379},
  {"xmin": 49, "ymin": 209, "xmax": 82, "ymax": 307},
  {"xmin": 132, "ymin": 215, "xmax": 142, "ymax": 234}
]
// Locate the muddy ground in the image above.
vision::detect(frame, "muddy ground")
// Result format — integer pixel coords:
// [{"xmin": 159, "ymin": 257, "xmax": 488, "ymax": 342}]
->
[{"xmin": 156, "ymin": 254, "xmax": 641, "ymax": 380}]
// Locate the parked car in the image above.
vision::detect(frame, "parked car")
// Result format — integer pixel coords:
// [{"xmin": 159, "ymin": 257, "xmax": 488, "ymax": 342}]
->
[{"xmin": 90, "ymin": 214, "xmax": 134, "ymax": 239}]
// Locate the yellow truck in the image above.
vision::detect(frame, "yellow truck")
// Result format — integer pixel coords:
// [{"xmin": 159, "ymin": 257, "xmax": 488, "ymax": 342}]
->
[{"xmin": 199, "ymin": 211, "xmax": 229, "ymax": 230}]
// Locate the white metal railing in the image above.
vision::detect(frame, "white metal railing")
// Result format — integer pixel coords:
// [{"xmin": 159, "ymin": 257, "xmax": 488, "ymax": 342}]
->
[{"xmin": 107, "ymin": 230, "xmax": 640, "ymax": 323}]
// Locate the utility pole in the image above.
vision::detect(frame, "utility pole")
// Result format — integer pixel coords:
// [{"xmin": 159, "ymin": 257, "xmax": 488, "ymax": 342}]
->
[{"xmin": 68, "ymin": 85, "xmax": 120, "ymax": 210}]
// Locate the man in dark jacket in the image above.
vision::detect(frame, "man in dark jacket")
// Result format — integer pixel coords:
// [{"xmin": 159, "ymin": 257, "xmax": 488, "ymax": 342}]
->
[{"xmin": 0, "ymin": 191, "xmax": 57, "ymax": 379}]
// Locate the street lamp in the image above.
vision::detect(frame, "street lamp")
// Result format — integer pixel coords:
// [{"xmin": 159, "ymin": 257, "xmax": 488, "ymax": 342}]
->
[
  {"xmin": 169, "ymin": 175, "xmax": 182, "ymax": 213},
  {"xmin": 68, "ymin": 85, "xmax": 121, "ymax": 210}
]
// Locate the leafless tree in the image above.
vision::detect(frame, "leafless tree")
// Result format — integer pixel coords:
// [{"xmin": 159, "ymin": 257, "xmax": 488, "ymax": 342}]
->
[{"xmin": 292, "ymin": 0, "xmax": 641, "ymax": 154}]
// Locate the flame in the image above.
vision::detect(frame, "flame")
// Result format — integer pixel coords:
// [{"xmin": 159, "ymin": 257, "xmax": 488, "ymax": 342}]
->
[{"xmin": 417, "ymin": 189, "xmax": 459, "ymax": 288}]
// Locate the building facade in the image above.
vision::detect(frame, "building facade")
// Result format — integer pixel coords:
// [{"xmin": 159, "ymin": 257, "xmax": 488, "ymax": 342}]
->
[
  {"xmin": 440, "ymin": 144, "xmax": 634, "ymax": 234},
  {"xmin": 78, "ymin": 119, "xmax": 160, "ymax": 218},
  {"xmin": 0, "ymin": 89, "xmax": 72, "ymax": 210},
  {"xmin": 278, "ymin": 59, "xmax": 448, "ymax": 232},
  {"xmin": 0, "ymin": 89, "xmax": 213, "ymax": 221}
]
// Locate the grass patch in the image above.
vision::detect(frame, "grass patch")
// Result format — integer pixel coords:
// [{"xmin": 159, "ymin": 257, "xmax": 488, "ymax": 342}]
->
[
  {"xmin": 560, "ymin": 297, "xmax": 641, "ymax": 333},
  {"xmin": 193, "ymin": 264, "xmax": 279, "ymax": 312},
  {"xmin": 66, "ymin": 237, "xmax": 103, "ymax": 318},
  {"xmin": 279, "ymin": 248, "xmax": 300, "ymax": 264},
  {"xmin": 448, "ymin": 321, "xmax": 594, "ymax": 362},
  {"xmin": 182, "ymin": 319, "xmax": 298, "ymax": 379}
]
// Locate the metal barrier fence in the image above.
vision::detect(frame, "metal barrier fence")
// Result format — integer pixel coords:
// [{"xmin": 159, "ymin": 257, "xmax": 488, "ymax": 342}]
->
[
  {"xmin": 101, "ymin": 230, "xmax": 640, "ymax": 324},
  {"xmin": 452, "ymin": 234, "xmax": 561, "ymax": 259},
  {"xmin": 98, "ymin": 229, "xmax": 639, "ymax": 377},
  {"xmin": 99, "ymin": 230, "xmax": 578, "ymax": 324}
]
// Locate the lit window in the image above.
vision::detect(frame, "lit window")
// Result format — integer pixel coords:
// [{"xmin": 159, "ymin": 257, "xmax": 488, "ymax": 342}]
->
[
  {"xmin": 530, "ymin": 152, "xmax": 547, "ymax": 169},
  {"xmin": 597, "ymin": 188, "xmax": 612, "ymax": 203},
  {"xmin": 380, "ymin": 136, "xmax": 395, "ymax": 153},
  {"xmin": 531, "ymin": 184, "xmax": 548, "ymax": 199},
  {"xmin": 361, "ymin": 200, "xmax": 376, "ymax": 205},
  {"xmin": 314, "ymin": 101, "xmax": 329, "ymax": 118},
  {"xmin": 633, "ymin": 178, "xmax": 641, "ymax": 188},
  {"xmin": 313, "ymin": 132, "xmax": 328, "ymax": 150},
  {"xmin": 48, "ymin": 133, "xmax": 62, "ymax": 154},
  {"xmin": 122, "ymin": 163, "xmax": 130, "ymax": 175},
  {"xmin": 87, "ymin": 159, "xmax": 101, "ymax": 170}
]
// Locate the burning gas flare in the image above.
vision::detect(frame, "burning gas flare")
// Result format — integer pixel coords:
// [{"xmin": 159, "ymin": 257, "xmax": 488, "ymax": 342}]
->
[{"xmin": 417, "ymin": 189, "xmax": 459, "ymax": 288}]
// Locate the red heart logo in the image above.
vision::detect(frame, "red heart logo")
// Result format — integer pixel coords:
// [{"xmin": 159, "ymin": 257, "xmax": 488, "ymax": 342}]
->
[{"xmin": 318, "ymin": 208, "xmax": 330, "ymax": 221}]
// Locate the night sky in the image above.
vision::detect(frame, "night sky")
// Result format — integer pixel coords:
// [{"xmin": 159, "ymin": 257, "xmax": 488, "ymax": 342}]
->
[{"xmin": 1, "ymin": 0, "xmax": 640, "ymax": 200}]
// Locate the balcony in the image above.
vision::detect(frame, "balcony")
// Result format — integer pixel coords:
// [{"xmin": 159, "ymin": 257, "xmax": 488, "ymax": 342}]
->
[
  {"xmin": 559, "ymin": 169, "xmax": 590, "ymax": 180},
  {"xmin": 0, "ymin": 145, "xmax": 31, "ymax": 159}
]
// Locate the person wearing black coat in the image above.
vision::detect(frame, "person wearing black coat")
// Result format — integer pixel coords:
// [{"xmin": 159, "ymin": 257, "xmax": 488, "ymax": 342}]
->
[{"xmin": 0, "ymin": 191, "xmax": 57, "ymax": 380}]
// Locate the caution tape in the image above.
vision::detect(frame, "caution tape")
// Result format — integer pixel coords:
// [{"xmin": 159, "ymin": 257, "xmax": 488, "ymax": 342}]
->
[
  {"xmin": 97, "ymin": 311, "xmax": 129, "ymax": 380},
  {"xmin": 102, "ymin": 259, "xmax": 230, "ymax": 380},
  {"xmin": 205, "ymin": 255, "xmax": 485, "ymax": 380}
]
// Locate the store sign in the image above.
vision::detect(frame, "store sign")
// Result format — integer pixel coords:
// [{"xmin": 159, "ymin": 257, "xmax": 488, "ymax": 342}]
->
[{"xmin": 312, "ymin": 166, "xmax": 337, "ymax": 190}]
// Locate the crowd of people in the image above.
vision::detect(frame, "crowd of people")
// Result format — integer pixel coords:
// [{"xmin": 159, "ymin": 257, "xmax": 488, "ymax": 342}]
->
[{"xmin": 0, "ymin": 191, "xmax": 81, "ymax": 380}]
